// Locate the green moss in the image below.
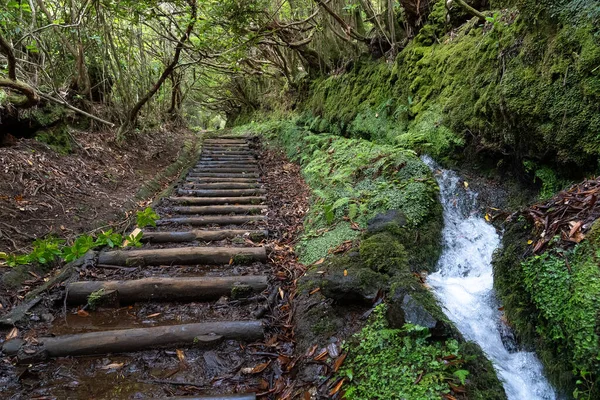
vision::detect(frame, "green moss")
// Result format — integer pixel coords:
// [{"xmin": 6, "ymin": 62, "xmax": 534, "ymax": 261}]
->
[
  {"xmin": 359, "ymin": 232, "xmax": 407, "ymax": 274},
  {"xmin": 36, "ymin": 125, "xmax": 72, "ymax": 154},
  {"xmin": 231, "ymin": 284, "xmax": 253, "ymax": 299},
  {"xmin": 494, "ymin": 218, "xmax": 600, "ymax": 398}
]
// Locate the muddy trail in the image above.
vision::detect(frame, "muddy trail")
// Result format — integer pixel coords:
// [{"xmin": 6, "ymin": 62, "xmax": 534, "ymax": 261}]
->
[{"xmin": 0, "ymin": 136, "xmax": 312, "ymax": 399}]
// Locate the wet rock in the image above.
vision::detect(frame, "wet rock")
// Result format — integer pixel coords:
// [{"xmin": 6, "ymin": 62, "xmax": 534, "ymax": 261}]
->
[
  {"xmin": 386, "ymin": 288, "xmax": 452, "ymax": 337},
  {"xmin": 401, "ymin": 294, "xmax": 437, "ymax": 329},
  {"xmin": 367, "ymin": 210, "xmax": 407, "ymax": 234},
  {"xmin": 318, "ymin": 264, "xmax": 384, "ymax": 303}
]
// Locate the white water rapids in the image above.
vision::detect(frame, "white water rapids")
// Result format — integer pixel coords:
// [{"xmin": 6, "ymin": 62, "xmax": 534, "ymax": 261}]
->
[{"xmin": 422, "ymin": 155, "xmax": 557, "ymax": 400}]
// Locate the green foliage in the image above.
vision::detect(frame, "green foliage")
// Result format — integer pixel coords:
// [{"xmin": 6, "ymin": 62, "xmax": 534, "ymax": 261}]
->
[
  {"xmin": 136, "ymin": 207, "xmax": 159, "ymax": 228},
  {"xmin": 494, "ymin": 218, "xmax": 600, "ymax": 398},
  {"xmin": 124, "ymin": 230, "xmax": 144, "ymax": 248},
  {"xmin": 341, "ymin": 304, "xmax": 469, "ymax": 400},
  {"xmin": 520, "ymin": 241, "xmax": 600, "ymax": 399},
  {"xmin": 296, "ymin": 7, "xmax": 600, "ymax": 186},
  {"xmin": 62, "ymin": 234, "xmax": 95, "ymax": 262},
  {"xmin": 95, "ymin": 229, "xmax": 123, "ymax": 248},
  {"xmin": 240, "ymin": 117, "xmax": 441, "ymax": 266},
  {"xmin": 0, "ymin": 229, "xmax": 127, "ymax": 268}
]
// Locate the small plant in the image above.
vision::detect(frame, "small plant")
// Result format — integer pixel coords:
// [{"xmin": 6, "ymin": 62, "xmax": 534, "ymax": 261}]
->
[
  {"xmin": 95, "ymin": 229, "xmax": 123, "ymax": 248},
  {"xmin": 62, "ymin": 234, "xmax": 95, "ymax": 262},
  {"xmin": 136, "ymin": 207, "xmax": 159, "ymax": 228},
  {"xmin": 124, "ymin": 230, "xmax": 144, "ymax": 247},
  {"xmin": 29, "ymin": 237, "xmax": 64, "ymax": 265}
]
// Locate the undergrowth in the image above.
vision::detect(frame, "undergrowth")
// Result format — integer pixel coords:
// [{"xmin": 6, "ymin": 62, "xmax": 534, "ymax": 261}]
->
[
  {"xmin": 235, "ymin": 117, "xmax": 441, "ymax": 267},
  {"xmin": 341, "ymin": 304, "xmax": 470, "ymax": 400},
  {"xmin": 0, "ymin": 208, "xmax": 155, "ymax": 268},
  {"xmin": 494, "ymin": 218, "xmax": 600, "ymax": 399}
]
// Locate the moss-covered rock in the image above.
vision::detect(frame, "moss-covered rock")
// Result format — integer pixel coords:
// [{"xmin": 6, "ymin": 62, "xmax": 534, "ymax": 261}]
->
[{"xmin": 359, "ymin": 232, "xmax": 407, "ymax": 274}]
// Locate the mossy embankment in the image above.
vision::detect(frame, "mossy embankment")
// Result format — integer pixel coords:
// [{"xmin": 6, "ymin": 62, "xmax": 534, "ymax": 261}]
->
[
  {"xmin": 235, "ymin": 119, "xmax": 506, "ymax": 399},
  {"xmin": 494, "ymin": 198, "xmax": 600, "ymax": 399},
  {"xmin": 236, "ymin": 0, "xmax": 599, "ymax": 194}
]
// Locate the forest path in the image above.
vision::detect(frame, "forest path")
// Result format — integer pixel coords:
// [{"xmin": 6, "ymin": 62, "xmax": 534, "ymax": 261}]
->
[{"xmin": 1, "ymin": 135, "xmax": 305, "ymax": 399}]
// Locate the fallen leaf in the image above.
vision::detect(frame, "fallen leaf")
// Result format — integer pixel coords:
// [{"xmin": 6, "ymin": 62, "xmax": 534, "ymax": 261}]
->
[
  {"xmin": 100, "ymin": 362, "xmax": 124, "ymax": 370},
  {"xmin": 314, "ymin": 349, "xmax": 328, "ymax": 361},
  {"xmin": 463, "ymin": 181, "xmax": 469, "ymax": 189},
  {"xmin": 278, "ymin": 287, "xmax": 285, "ymax": 299},
  {"xmin": 527, "ymin": 240, "xmax": 533, "ymax": 245},
  {"xmin": 306, "ymin": 344, "xmax": 318, "ymax": 358},
  {"xmin": 250, "ymin": 361, "xmax": 270, "ymax": 374},
  {"xmin": 343, "ymin": 269, "xmax": 348, "ymax": 277},
  {"xmin": 6, "ymin": 327, "xmax": 18, "ymax": 340},
  {"xmin": 176, "ymin": 349, "xmax": 185, "ymax": 362},
  {"xmin": 329, "ymin": 378, "xmax": 345, "ymax": 396},
  {"xmin": 333, "ymin": 353, "xmax": 347, "ymax": 372},
  {"xmin": 314, "ymin": 258, "xmax": 325, "ymax": 265},
  {"xmin": 77, "ymin": 309, "xmax": 90, "ymax": 317},
  {"xmin": 147, "ymin": 313, "xmax": 161, "ymax": 318},
  {"xmin": 484, "ymin": 214, "xmax": 491, "ymax": 222},
  {"xmin": 309, "ymin": 287, "xmax": 320, "ymax": 295}
]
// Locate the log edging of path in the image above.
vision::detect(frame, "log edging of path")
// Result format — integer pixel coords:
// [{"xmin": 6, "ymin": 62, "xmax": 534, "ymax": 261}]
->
[
  {"xmin": 2, "ymin": 321, "xmax": 264, "ymax": 361},
  {"xmin": 141, "ymin": 229, "xmax": 268, "ymax": 242},
  {"xmin": 66, "ymin": 275, "xmax": 268, "ymax": 304},
  {"xmin": 98, "ymin": 246, "xmax": 267, "ymax": 266}
]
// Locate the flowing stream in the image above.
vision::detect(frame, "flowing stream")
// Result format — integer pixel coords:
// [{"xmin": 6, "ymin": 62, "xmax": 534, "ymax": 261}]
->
[{"xmin": 422, "ymin": 155, "xmax": 557, "ymax": 400}]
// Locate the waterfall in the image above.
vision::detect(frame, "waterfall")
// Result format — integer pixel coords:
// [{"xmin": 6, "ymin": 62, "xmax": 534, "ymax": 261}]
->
[{"xmin": 422, "ymin": 155, "xmax": 557, "ymax": 400}]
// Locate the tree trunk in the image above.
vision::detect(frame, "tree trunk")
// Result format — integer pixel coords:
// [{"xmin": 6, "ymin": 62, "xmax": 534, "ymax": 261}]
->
[{"xmin": 119, "ymin": 0, "xmax": 197, "ymax": 135}]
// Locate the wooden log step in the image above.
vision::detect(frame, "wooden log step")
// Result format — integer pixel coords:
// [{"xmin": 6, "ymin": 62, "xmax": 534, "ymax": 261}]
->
[
  {"xmin": 185, "ymin": 177, "xmax": 260, "ymax": 183},
  {"xmin": 205, "ymin": 139, "xmax": 248, "ymax": 144},
  {"xmin": 203, "ymin": 145, "xmax": 249, "ymax": 150},
  {"xmin": 169, "ymin": 196, "xmax": 266, "ymax": 205},
  {"xmin": 177, "ymin": 188, "xmax": 267, "ymax": 197},
  {"xmin": 2, "ymin": 320, "xmax": 264, "ymax": 360},
  {"xmin": 198, "ymin": 157, "xmax": 256, "ymax": 162},
  {"xmin": 159, "ymin": 215, "xmax": 266, "ymax": 226},
  {"xmin": 202, "ymin": 151, "xmax": 253, "ymax": 156},
  {"xmin": 183, "ymin": 183, "xmax": 261, "ymax": 190},
  {"xmin": 192, "ymin": 168, "xmax": 259, "ymax": 174},
  {"xmin": 196, "ymin": 161, "xmax": 258, "ymax": 167},
  {"xmin": 188, "ymin": 173, "xmax": 259, "ymax": 178},
  {"xmin": 171, "ymin": 205, "xmax": 266, "ymax": 214},
  {"xmin": 141, "ymin": 229, "xmax": 268, "ymax": 243},
  {"xmin": 98, "ymin": 246, "xmax": 267, "ymax": 266},
  {"xmin": 66, "ymin": 275, "xmax": 268, "ymax": 304},
  {"xmin": 203, "ymin": 141, "xmax": 249, "ymax": 146}
]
